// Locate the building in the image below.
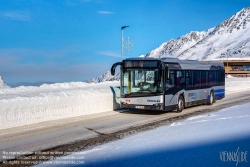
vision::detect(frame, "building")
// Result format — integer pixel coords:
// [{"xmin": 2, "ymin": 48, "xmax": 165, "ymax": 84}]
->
[{"xmin": 219, "ymin": 60, "xmax": 250, "ymax": 77}]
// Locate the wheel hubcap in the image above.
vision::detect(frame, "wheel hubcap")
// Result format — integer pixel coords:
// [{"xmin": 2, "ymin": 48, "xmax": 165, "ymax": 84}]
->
[
  {"xmin": 179, "ymin": 100, "xmax": 183, "ymax": 109},
  {"xmin": 210, "ymin": 94, "xmax": 213, "ymax": 103}
]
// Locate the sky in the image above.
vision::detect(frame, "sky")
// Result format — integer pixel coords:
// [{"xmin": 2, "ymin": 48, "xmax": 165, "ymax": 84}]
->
[{"xmin": 1, "ymin": 0, "xmax": 250, "ymax": 87}]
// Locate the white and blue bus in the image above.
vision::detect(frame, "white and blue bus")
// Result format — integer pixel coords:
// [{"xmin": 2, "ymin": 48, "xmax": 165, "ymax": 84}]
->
[{"xmin": 111, "ymin": 57, "xmax": 225, "ymax": 112}]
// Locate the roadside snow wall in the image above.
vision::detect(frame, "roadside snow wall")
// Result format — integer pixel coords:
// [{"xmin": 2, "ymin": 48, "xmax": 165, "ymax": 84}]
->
[
  {"xmin": 1, "ymin": 76, "xmax": 250, "ymax": 130},
  {"xmin": 0, "ymin": 81, "xmax": 120, "ymax": 130}
]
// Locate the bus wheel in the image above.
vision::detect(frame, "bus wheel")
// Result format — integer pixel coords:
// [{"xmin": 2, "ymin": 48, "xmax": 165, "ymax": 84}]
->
[
  {"xmin": 208, "ymin": 91, "xmax": 214, "ymax": 105},
  {"xmin": 177, "ymin": 95, "xmax": 184, "ymax": 113}
]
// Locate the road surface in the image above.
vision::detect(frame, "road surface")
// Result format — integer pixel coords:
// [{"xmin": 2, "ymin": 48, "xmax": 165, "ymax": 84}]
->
[{"xmin": 0, "ymin": 90, "xmax": 250, "ymax": 165}]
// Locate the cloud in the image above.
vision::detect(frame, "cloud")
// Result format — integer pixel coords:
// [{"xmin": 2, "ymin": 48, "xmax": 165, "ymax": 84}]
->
[
  {"xmin": 97, "ymin": 11, "xmax": 114, "ymax": 15},
  {"xmin": 97, "ymin": 51, "xmax": 121, "ymax": 58},
  {"xmin": 1, "ymin": 11, "xmax": 31, "ymax": 21}
]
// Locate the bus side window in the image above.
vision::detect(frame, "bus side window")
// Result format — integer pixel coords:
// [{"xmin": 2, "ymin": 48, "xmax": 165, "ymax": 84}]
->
[
  {"xmin": 194, "ymin": 71, "xmax": 201, "ymax": 87},
  {"xmin": 171, "ymin": 72, "xmax": 174, "ymax": 86},
  {"xmin": 166, "ymin": 71, "xmax": 174, "ymax": 90},
  {"xmin": 218, "ymin": 70, "xmax": 225, "ymax": 86},
  {"xmin": 208, "ymin": 71, "xmax": 215, "ymax": 86},
  {"xmin": 176, "ymin": 71, "xmax": 181, "ymax": 88},
  {"xmin": 201, "ymin": 71, "xmax": 207, "ymax": 86},
  {"xmin": 176, "ymin": 71, "xmax": 185, "ymax": 88},
  {"xmin": 186, "ymin": 71, "xmax": 192, "ymax": 87}
]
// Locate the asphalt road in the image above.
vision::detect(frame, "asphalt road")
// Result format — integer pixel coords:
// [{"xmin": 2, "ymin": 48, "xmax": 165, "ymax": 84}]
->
[{"xmin": 1, "ymin": 90, "xmax": 250, "ymax": 165}]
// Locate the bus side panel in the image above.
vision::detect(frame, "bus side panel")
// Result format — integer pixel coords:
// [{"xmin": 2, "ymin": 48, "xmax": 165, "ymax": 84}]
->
[
  {"xmin": 198, "ymin": 89, "xmax": 205, "ymax": 100},
  {"xmin": 185, "ymin": 89, "xmax": 200, "ymax": 103},
  {"xmin": 164, "ymin": 94, "xmax": 177, "ymax": 111},
  {"xmin": 212, "ymin": 86, "xmax": 225, "ymax": 100},
  {"xmin": 165, "ymin": 94, "xmax": 176, "ymax": 105}
]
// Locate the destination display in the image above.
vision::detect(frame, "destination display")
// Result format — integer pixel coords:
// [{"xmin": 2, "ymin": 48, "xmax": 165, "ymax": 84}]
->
[{"xmin": 124, "ymin": 60, "xmax": 159, "ymax": 68}]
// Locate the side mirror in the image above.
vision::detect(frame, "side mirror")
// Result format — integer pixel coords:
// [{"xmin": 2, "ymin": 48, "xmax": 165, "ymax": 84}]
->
[{"xmin": 111, "ymin": 62, "xmax": 123, "ymax": 76}]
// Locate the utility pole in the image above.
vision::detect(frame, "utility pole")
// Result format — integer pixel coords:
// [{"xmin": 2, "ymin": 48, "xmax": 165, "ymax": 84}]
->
[
  {"xmin": 121, "ymin": 26, "xmax": 129, "ymax": 60},
  {"xmin": 226, "ymin": 49, "xmax": 231, "ymax": 77}
]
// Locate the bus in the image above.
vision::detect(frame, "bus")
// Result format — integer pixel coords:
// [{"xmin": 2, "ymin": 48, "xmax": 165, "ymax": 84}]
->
[{"xmin": 111, "ymin": 57, "xmax": 225, "ymax": 112}]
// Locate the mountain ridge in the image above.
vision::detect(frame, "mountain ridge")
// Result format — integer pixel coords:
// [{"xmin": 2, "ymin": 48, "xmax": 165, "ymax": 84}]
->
[
  {"xmin": 0, "ymin": 76, "xmax": 10, "ymax": 89},
  {"xmin": 147, "ymin": 7, "xmax": 250, "ymax": 61},
  {"xmin": 89, "ymin": 7, "xmax": 250, "ymax": 83}
]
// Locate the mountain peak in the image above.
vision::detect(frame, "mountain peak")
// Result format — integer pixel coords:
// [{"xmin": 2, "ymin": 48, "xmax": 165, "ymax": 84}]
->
[
  {"xmin": 214, "ymin": 7, "xmax": 250, "ymax": 34},
  {"xmin": 147, "ymin": 7, "xmax": 250, "ymax": 61},
  {"xmin": 0, "ymin": 76, "xmax": 10, "ymax": 89},
  {"xmin": 87, "ymin": 71, "xmax": 119, "ymax": 83}
]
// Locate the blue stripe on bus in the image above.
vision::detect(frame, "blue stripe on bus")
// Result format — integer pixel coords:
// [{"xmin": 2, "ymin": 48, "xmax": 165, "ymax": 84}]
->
[
  {"xmin": 214, "ymin": 89, "xmax": 225, "ymax": 93},
  {"xmin": 207, "ymin": 92, "xmax": 225, "ymax": 99},
  {"xmin": 214, "ymin": 93, "xmax": 225, "ymax": 98}
]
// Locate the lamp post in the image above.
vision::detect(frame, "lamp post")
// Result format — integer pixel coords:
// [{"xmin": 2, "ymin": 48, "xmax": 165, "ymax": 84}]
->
[
  {"xmin": 226, "ymin": 49, "xmax": 231, "ymax": 77},
  {"xmin": 121, "ymin": 26, "xmax": 129, "ymax": 60}
]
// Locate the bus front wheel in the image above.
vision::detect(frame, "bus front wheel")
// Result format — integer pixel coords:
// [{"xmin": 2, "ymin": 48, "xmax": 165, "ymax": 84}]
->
[{"xmin": 177, "ymin": 95, "xmax": 184, "ymax": 113}]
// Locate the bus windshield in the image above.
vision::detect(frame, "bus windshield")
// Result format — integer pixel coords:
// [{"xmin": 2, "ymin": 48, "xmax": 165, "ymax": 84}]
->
[{"xmin": 121, "ymin": 68, "xmax": 163, "ymax": 96}]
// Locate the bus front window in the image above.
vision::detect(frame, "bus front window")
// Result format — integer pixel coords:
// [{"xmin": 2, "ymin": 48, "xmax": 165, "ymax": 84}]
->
[{"xmin": 121, "ymin": 69, "xmax": 163, "ymax": 96}]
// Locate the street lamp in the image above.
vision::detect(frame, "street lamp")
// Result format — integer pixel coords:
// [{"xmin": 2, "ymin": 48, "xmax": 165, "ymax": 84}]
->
[
  {"xmin": 121, "ymin": 26, "xmax": 129, "ymax": 60},
  {"xmin": 226, "ymin": 49, "xmax": 231, "ymax": 77}
]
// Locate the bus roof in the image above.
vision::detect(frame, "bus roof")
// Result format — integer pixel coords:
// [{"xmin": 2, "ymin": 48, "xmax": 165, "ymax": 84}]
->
[{"xmin": 124, "ymin": 57, "xmax": 224, "ymax": 70}]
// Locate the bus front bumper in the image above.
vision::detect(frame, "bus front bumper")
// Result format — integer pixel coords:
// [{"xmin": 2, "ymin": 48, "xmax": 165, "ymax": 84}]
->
[{"xmin": 121, "ymin": 102, "xmax": 163, "ymax": 110}]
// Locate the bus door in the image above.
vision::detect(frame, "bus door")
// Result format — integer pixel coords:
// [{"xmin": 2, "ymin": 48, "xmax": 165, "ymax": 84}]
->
[{"xmin": 165, "ymin": 70, "xmax": 176, "ymax": 107}]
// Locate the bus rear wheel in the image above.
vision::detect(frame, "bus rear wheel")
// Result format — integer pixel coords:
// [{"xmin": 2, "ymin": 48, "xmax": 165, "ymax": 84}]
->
[
  {"xmin": 177, "ymin": 95, "xmax": 184, "ymax": 113},
  {"xmin": 208, "ymin": 91, "xmax": 214, "ymax": 105}
]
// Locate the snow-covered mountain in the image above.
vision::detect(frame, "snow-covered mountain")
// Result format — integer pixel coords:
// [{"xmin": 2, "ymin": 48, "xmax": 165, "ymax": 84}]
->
[
  {"xmin": 147, "ymin": 7, "xmax": 250, "ymax": 60},
  {"xmin": 0, "ymin": 76, "xmax": 10, "ymax": 89},
  {"xmin": 87, "ymin": 71, "xmax": 120, "ymax": 83},
  {"xmin": 89, "ymin": 8, "xmax": 250, "ymax": 83}
]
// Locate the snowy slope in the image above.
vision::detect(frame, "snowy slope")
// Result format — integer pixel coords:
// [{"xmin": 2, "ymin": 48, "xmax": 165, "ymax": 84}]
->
[
  {"xmin": 147, "ymin": 7, "xmax": 250, "ymax": 61},
  {"xmin": 88, "ymin": 71, "xmax": 119, "ymax": 83},
  {"xmin": 94, "ymin": 8, "xmax": 250, "ymax": 83},
  {"xmin": 0, "ymin": 76, "xmax": 10, "ymax": 89}
]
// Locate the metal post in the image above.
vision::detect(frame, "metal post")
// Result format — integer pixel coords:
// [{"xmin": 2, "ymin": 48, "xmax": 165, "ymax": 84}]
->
[
  {"xmin": 227, "ymin": 54, "xmax": 228, "ymax": 77},
  {"xmin": 121, "ymin": 29, "xmax": 123, "ymax": 61},
  {"xmin": 226, "ymin": 49, "xmax": 231, "ymax": 77},
  {"xmin": 121, "ymin": 26, "xmax": 129, "ymax": 60}
]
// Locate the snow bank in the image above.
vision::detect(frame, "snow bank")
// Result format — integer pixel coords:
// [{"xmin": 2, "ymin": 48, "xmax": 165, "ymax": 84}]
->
[
  {"xmin": 1, "ymin": 77, "xmax": 250, "ymax": 130},
  {"xmin": 0, "ymin": 81, "xmax": 119, "ymax": 130},
  {"xmin": 225, "ymin": 77, "xmax": 250, "ymax": 94}
]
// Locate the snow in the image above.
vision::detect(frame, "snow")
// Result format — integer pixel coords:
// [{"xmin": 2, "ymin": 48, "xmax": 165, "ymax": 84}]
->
[
  {"xmin": 147, "ymin": 7, "xmax": 250, "ymax": 61},
  {"xmin": 0, "ymin": 75, "xmax": 250, "ymax": 130},
  {"xmin": 1, "ymin": 8, "xmax": 250, "ymax": 131},
  {"xmin": 0, "ymin": 76, "xmax": 10, "ymax": 89},
  {"xmin": 36, "ymin": 102, "xmax": 250, "ymax": 167},
  {"xmin": 225, "ymin": 76, "xmax": 250, "ymax": 93},
  {"xmin": 0, "ymin": 80, "xmax": 119, "ymax": 130},
  {"xmin": 87, "ymin": 71, "xmax": 119, "ymax": 83}
]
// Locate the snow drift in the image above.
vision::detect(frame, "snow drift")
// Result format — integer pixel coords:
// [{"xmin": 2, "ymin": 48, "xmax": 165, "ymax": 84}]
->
[
  {"xmin": 1, "ymin": 76, "xmax": 250, "ymax": 130},
  {"xmin": 0, "ymin": 80, "xmax": 120, "ymax": 130}
]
